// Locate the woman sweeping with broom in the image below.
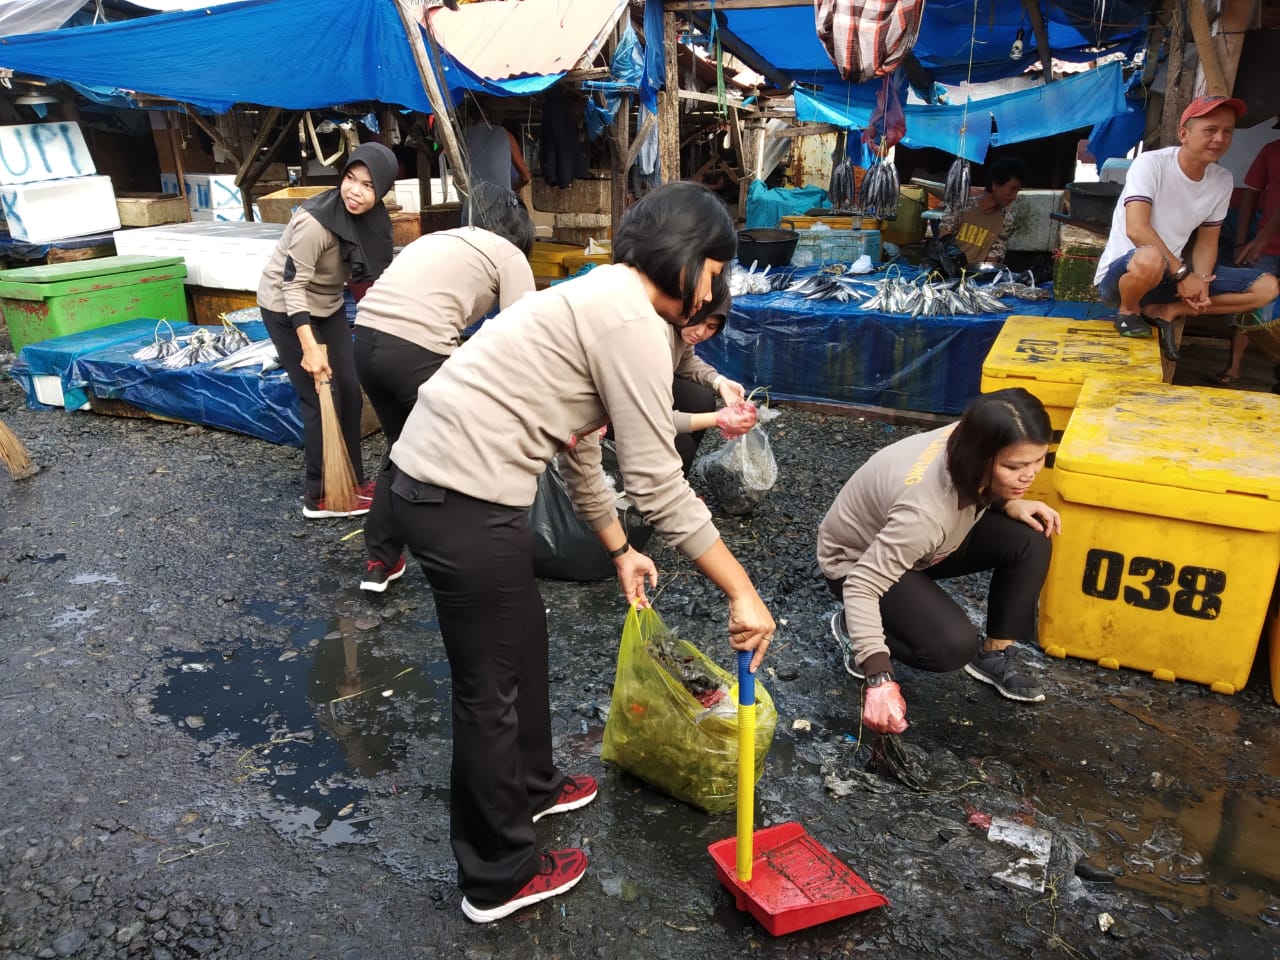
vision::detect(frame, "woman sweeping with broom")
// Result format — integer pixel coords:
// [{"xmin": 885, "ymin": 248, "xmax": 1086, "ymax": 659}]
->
[
  {"xmin": 257, "ymin": 141, "xmax": 397, "ymax": 518},
  {"xmin": 386, "ymin": 182, "xmax": 775, "ymax": 923}
]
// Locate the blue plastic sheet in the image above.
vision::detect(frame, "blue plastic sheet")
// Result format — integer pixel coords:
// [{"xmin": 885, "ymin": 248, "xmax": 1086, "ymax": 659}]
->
[
  {"xmin": 745, "ymin": 181, "xmax": 830, "ymax": 229},
  {"xmin": 64, "ymin": 323, "xmax": 303, "ymax": 447},
  {"xmin": 10, "ymin": 318, "xmax": 192, "ymax": 412},
  {"xmin": 696, "ymin": 268, "xmax": 1095, "ymax": 415}
]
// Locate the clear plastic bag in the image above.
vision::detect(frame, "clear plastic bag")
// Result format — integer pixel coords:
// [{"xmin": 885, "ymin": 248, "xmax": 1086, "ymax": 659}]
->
[
  {"xmin": 600, "ymin": 604, "xmax": 776, "ymax": 813},
  {"xmin": 693, "ymin": 418, "xmax": 779, "ymax": 516}
]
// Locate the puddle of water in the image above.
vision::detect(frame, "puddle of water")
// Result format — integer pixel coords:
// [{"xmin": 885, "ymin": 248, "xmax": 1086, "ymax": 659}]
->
[{"xmin": 154, "ymin": 612, "xmax": 448, "ymax": 845}]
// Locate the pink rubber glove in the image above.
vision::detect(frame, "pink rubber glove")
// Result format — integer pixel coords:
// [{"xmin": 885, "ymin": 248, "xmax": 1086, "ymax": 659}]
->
[
  {"xmin": 716, "ymin": 402, "xmax": 758, "ymax": 439},
  {"xmin": 863, "ymin": 680, "xmax": 909, "ymax": 734}
]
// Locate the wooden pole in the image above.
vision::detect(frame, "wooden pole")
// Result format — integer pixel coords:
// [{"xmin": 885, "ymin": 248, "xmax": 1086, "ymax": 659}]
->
[
  {"xmin": 394, "ymin": 0, "xmax": 469, "ymax": 195},
  {"xmin": 1022, "ymin": 0, "xmax": 1055, "ymax": 82},
  {"xmin": 1214, "ymin": 0, "xmax": 1253, "ymax": 94},
  {"xmin": 1158, "ymin": 0, "xmax": 1187, "ymax": 147},
  {"xmin": 658, "ymin": 11, "xmax": 682, "ymax": 182},
  {"xmin": 610, "ymin": 93, "xmax": 632, "ymax": 236},
  {"xmin": 1186, "ymin": 0, "xmax": 1230, "ymax": 95}
]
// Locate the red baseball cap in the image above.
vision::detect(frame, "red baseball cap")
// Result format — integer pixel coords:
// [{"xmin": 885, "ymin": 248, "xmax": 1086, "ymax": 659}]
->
[{"xmin": 1180, "ymin": 94, "xmax": 1246, "ymax": 127}]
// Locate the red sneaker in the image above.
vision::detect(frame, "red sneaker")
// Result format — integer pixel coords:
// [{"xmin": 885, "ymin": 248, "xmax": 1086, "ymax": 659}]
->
[
  {"xmin": 531, "ymin": 774, "xmax": 598, "ymax": 823},
  {"xmin": 461, "ymin": 848, "xmax": 587, "ymax": 923},
  {"xmin": 359, "ymin": 556, "xmax": 406, "ymax": 593}
]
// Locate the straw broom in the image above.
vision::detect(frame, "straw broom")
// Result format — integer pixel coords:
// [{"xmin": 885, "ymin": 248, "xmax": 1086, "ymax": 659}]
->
[
  {"xmin": 315, "ymin": 358, "xmax": 357, "ymax": 512},
  {"xmin": 0, "ymin": 417, "xmax": 38, "ymax": 480}
]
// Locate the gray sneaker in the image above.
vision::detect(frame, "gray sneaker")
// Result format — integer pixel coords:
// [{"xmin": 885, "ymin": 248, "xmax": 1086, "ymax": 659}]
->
[
  {"xmin": 829, "ymin": 611, "xmax": 864, "ymax": 680},
  {"xmin": 964, "ymin": 645, "xmax": 1045, "ymax": 702}
]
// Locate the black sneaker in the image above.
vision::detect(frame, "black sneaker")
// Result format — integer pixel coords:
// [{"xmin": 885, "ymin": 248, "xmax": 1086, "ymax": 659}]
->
[
  {"xmin": 1113, "ymin": 313, "xmax": 1149, "ymax": 338},
  {"xmin": 963, "ymin": 646, "xmax": 1045, "ymax": 702},
  {"xmin": 360, "ymin": 556, "xmax": 406, "ymax": 593},
  {"xmin": 830, "ymin": 611, "xmax": 864, "ymax": 680}
]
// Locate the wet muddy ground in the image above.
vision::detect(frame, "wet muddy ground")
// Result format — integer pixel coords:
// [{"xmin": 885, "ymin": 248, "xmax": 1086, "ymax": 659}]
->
[{"xmin": 1, "ymin": 360, "xmax": 1278, "ymax": 960}]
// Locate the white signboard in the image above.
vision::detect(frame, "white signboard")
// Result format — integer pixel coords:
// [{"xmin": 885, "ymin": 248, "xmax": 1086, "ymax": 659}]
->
[{"xmin": 0, "ymin": 122, "xmax": 96, "ymax": 185}]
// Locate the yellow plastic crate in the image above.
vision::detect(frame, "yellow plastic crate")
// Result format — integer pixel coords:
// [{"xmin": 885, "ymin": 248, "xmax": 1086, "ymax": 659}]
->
[
  {"xmin": 1041, "ymin": 379, "xmax": 1280, "ymax": 694},
  {"xmin": 979, "ymin": 316, "xmax": 1164, "ymax": 509},
  {"xmin": 1269, "ymin": 576, "xmax": 1280, "ymax": 705},
  {"xmin": 528, "ymin": 240, "xmax": 585, "ymax": 279}
]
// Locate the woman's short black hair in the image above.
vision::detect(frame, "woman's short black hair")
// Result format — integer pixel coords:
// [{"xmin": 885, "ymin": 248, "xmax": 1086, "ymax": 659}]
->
[
  {"xmin": 946, "ymin": 388, "xmax": 1051, "ymax": 498},
  {"xmin": 612, "ymin": 181, "xmax": 737, "ymax": 317},
  {"xmin": 461, "ymin": 181, "xmax": 534, "ymax": 255},
  {"xmin": 987, "ymin": 156, "xmax": 1028, "ymax": 189}
]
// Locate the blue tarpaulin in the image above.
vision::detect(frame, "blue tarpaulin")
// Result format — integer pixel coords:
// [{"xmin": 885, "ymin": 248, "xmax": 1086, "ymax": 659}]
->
[
  {"xmin": 794, "ymin": 60, "xmax": 1129, "ymax": 161},
  {"xmin": 744, "ymin": 181, "xmax": 830, "ymax": 229},
  {"xmin": 11, "ymin": 319, "xmax": 305, "ymax": 445},
  {"xmin": 720, "ymin": 1, "xmax": 1147, "ymax": 88},
  {"xmin": 9, "ymin": 317, "xmax": 185, "ymax": 412},
  {"xmin": 697, "ymin": 267, "xmax": 1110, "ymax": 415},
  {"xmin": 0, "ymin": 0, "xmax": 555, "ymax": 113}
]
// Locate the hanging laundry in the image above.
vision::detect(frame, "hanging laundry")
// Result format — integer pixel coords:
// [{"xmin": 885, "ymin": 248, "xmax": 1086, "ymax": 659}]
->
[
  {"xmin": 814, "ymin": 0, "xmax": 925, "ymax": 85},
  {"xmin": 539, "ymin": 84, "xmax": 589, "ymax": 188}
]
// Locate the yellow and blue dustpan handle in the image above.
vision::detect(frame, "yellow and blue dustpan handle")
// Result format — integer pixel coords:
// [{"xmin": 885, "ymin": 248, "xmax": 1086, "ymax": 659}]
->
[{"xmin": 736, "ymin": 649, "xmax": 755, "ymax": 882}]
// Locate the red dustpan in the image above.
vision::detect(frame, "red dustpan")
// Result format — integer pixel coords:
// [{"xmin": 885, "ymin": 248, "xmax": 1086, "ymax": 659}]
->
[{"xmin": 707, "ymin": 651, "xmax": 889, "ymax": 936}]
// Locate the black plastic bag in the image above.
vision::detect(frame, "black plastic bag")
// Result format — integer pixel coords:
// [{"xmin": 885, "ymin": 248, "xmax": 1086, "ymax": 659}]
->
[
  {"xmin": 531, "ymin": 446, "xmax": 653, "ymax": 582},
  {"xmin": 921, "ymin": 235, "xmax": 968, "ymax": 281}
]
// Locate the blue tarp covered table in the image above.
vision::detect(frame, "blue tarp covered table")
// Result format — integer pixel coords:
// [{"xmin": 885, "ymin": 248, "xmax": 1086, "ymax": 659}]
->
[
  {"xmin": 696, "ymin": 270, "xmax": 1110, "ymax": 415},
  {"xmin": 64, "ymin": 320, "xmax": 303, "ymax": 447}
]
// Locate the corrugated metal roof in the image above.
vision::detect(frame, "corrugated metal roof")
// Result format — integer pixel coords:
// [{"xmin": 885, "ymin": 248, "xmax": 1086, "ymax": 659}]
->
[{"xmin": 428, "ymin": 0, "xmax": 628, "ymax": 82}]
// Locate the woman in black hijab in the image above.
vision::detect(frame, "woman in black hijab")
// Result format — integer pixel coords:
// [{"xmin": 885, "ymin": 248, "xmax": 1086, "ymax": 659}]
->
[{"xmin": 257, "ymin": 142, "xmax": 398, "ymax": 518}]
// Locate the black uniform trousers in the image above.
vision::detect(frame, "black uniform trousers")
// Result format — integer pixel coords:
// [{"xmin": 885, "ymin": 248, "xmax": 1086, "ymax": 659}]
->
[
  {"xmin": 826, "ymin": 509, "xmax": 1052, "ymax": 672},
  {"xmin": 388, "ymin": 467, "xmax": 565, "ymax": 905},
  {"xmin": 353, "ymin": 326, "xmax": 447, "ymax": 566},
  {"xmin": 261, "ymin": 306, "xmax": 364, "ymax": 499}
]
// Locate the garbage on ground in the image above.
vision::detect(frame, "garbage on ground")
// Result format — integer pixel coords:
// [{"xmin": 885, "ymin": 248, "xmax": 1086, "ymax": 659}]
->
[
  {"xmin": 601, "ymin": 604, "xmax": 776, "ymax": 813},
  {"xmin": 987, "ymin": 815, "xmax": 1053, "ymax": 894}
]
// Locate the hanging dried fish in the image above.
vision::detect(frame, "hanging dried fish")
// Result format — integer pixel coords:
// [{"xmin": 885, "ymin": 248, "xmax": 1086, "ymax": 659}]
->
[
  {"xmin": 829, "ymin": 155, "xmax": 857, "ymax": 211},
  {"xmin": 944, "ymin": 156, "xmax": 971, "ymax": 210},
  {"xmin": 858, "ymin": 158, "xmax": 900, "ymax": 219}
]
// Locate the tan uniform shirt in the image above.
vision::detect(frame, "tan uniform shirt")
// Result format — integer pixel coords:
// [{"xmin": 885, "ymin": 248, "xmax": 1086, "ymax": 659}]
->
[
  {"xmin": 354, "ymin": 227, "xmax": 535, "ymax": 355},
  {"xmin": 817, "ymin": 425, "xmax": 985, "ymax": 674},
  {"xmin": 256, "ymin": 210, "xmax": 347, "ymax": 319},
  {"xmin": 391, "ymin": 263, "xmax": 720, "ymax": 559}
]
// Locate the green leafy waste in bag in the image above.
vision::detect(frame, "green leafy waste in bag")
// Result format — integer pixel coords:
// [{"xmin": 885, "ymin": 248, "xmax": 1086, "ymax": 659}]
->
[{"xmin": 601, "ymin": 603, "xmax": 777, "ymax": 813}]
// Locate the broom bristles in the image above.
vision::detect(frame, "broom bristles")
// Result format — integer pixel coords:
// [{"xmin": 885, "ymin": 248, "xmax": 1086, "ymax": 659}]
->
[
  {"xmin": 317, "ymin": 379, "xmax": 357, "ymax": 511},
  {"xmin": 0, "ymin": 417, "xmax": 37, "ymax": 480}
]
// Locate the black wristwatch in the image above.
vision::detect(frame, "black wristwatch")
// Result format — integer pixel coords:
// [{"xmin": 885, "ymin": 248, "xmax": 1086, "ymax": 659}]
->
[
  {"xmin": 606, "ymin": 542, "xmax": 630, "ymax": 560},
  {"xmin": 866, "ymin": 671, "xmax": 894, "ymax": 687},
  {"xmin": 1170, "ymin": 263, "xmax": 1191, "ymax": 283}
]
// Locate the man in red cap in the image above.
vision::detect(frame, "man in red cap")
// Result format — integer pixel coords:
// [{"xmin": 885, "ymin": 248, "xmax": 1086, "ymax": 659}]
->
[{"xmin": 1092, "ymin": 95, "xmax": 1279, "ymax": 377}]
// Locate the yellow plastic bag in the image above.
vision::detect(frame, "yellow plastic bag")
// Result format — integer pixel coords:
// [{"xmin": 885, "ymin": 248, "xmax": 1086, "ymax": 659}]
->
[{"xmin": 601, "ymin": 603, "xmax": 776, "ymax": 813}]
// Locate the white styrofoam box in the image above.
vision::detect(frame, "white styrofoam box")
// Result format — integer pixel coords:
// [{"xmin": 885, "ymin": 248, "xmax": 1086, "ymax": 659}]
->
[
  {"xmin": 114, "ymin": 221, "xmax": 283, "ymax": 290},
  {"xmin": 1007, "ymin": 189, "xmax": 1065, "ymax": 253},
  {"xmin": 184, "ymin": 173, "xmax": 243, "ymax": 212},
  {"xmin": 0, "ymin": 122, "xmax": 96, "ymax": 185},
  {"xmin": 1100, "ymin": 158, "xmax": 1134, "ymax": 185},
  {"xmin": 160, "ymin": 173, "xmax": 181, "ymax": 195},
  {"xmin": 32, "ymin": 375, "xmax": 66, "ymax": 408},
  {"xmin": 0, "ymin": 175, "xmax": 120, "ymax": 243},
  {"xmin": 393, "ymin": 179, "xmax": 420, "ymax": 213},
  {"xmin": 191, "ymin": 207, "xmax": 247, "ymax": 222}
]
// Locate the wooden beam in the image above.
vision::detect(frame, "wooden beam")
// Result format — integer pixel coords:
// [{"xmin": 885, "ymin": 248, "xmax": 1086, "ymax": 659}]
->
[
  {"xmin": 609, "ymin": 93, "xmax": 632, "ymax": 234},
  {"xmin": 397, "ymin": 0, "xmax": 469, "ymax": 195},
  {"xmin": 687, "ymin": 13, "xmax": 793, "ymax": 91},
  {"xmin": 623, "ymin": 109, "xmax": 657, "ymax": 173},
  {"xmin": 1022, "ymin": 0, "xmax": 1055, "ymax": 82},
  {"xmin": 234, "ymin": 107, "xmax": 282, "ymax": 188},
  {"xmin": 766, "ymin": 122, "xmax": 846, "ymax": 139},
  {"xmin": 182, "ymin": 105, "xmax": 241, "ymax": 167},
  {"xmin": 678, "ymin": 89, "xmax": 760, "ymax": 115},
  {"xmin": 658, "ymin": 11, "xmax": 681, "ymax": 182},
  {"xmin": 727, "ymin": 105, "xmax": 748, "ymax": 218},
  {"xmin": 1186, "ymin": 0, "xmax": 1230, "ymax": 95},
  {"xmin": 1214, "ymin": 0, "xmax": 1254, "ymax": 93}
]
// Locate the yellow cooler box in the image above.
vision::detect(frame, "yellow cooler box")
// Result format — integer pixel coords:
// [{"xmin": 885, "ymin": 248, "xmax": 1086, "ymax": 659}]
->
[
  {"xmin": 1040, "ymin": 379, "xmax": 1280, "ymax": 694},
  {"xmin": 980, "ymin": 315, "xmax": 1163, "ymax": 508}
]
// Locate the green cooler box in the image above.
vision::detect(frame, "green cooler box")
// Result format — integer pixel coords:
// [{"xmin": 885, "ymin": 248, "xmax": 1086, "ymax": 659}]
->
[{"xmin": 0, "ymin": 255, "xmax": 188, "ymax": 354}]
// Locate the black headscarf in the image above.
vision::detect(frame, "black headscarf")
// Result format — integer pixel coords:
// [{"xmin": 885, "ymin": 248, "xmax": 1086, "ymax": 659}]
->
[{"xmin": 299, "ymin": 142, "xmax": 398, "ymax": 283}]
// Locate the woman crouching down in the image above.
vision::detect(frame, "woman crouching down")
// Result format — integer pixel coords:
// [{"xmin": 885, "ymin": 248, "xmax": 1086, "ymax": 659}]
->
[
  {"xmin": 387, "ymin": 182, "xmax": 775, "ymax": 922},
  {"xmin": 818, "ymin": 388, "xmax": 1059, "ymax": 734}
]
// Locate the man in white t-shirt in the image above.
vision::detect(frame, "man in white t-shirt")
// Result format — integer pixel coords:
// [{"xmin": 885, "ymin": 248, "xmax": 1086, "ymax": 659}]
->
[{"xmin": 1093, "ymin": 95, "xmax": 1279, "ymax": 373}]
